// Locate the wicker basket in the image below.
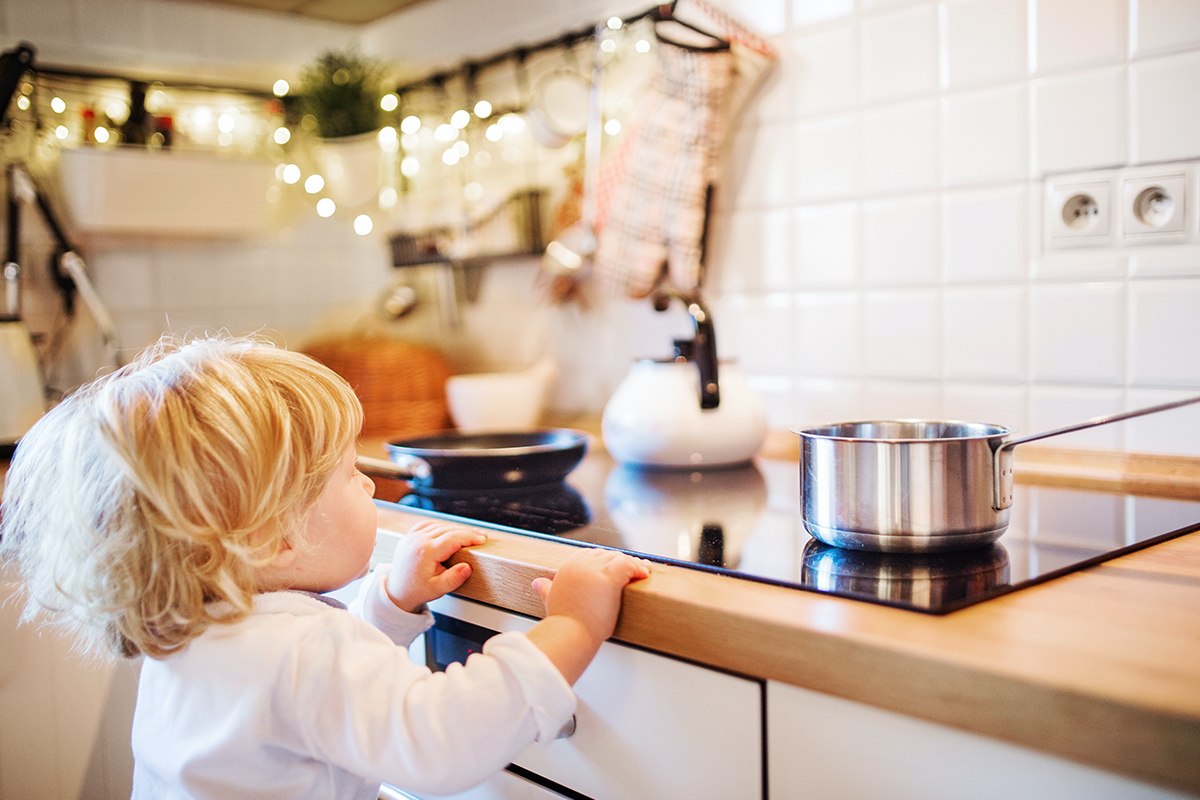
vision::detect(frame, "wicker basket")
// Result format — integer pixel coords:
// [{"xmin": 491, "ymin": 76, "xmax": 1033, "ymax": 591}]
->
[{"xmin": 303, "ymin": 337, "xmax": 452, "ymax": 438}]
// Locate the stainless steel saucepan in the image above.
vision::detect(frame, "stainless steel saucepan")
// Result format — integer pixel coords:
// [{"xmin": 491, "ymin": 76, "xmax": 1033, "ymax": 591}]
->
[{"xmin": 795, "ymin": 394, "xmax": 1200, "ymax": 553}]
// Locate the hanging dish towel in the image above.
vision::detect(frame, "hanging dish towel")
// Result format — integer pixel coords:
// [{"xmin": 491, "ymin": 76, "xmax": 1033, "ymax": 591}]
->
[{"xmin": 594, "ymin": 1, "xmax": 775, "ymax": 299}]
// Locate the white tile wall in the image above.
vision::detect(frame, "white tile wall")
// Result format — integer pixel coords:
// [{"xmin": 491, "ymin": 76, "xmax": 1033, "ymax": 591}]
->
[
  {"xmin": 863, "ymin": 193, "xmax": 938, "ymax": 285},
  {"xmin": 1035, "ymin": 0, "xmax": 1126, "ymax": 73},
  {"xmin": 942, "ymin": 85, "xmax": 1026, "ymax": 185},
  {"xmin": 1130, "ymin": 50, "xmax": 1200, "ymax": 164},
  {"xmin": 793, "ymin": 115, "xmax": 858, "ymax": 200},
  {"xmin": 1031, "ymin": 282, "xmax": 1125, "ymax": 384},
  {"xmin": 794, "ymin": 203, "xmax": 858, "ymax": 287},
  {"xmin": 1128, "ymin": 279, "xmax": 1200, "ymax": 386},
  {"xmin": 862, "ymin": 4, "xmax": 939, "ymax": 102},
  {"xmin": 864, "ymin": 99, "xmax": 938, "ymax": 193},
  {"xmin": 942, "ymin": 0, "xmax": 1027, "ymax": 88},
  {"xmin": 864, "ymin": 289, "xmax": 939, "ymax": 378},
  {"xmin": 943, "ymin": 285, "xmax": 1025, "ymax": 381},
  {"xmin": 943, "ymin": 185, "xmax": 1027, "ymax": 282},
  {"xmin": 1134, "ymin": 0, "xmax": 1200, "ymax": 55},
  {"xmin": 1033, "ymin": 67, "xmax": 1126, "ymax": 174},
  {"xmin": 789, "ymin": 26, "xmax": 857, "ymax": 116},
  {"xmin": 8, "ymin": 0, "xmax": 1200, "ymax": 458}
]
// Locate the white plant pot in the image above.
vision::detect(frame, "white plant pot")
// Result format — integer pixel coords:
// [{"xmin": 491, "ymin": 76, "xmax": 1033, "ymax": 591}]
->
[{"xmin": 316, "ymin": 130, "xmax": 382, "ymax": 208}]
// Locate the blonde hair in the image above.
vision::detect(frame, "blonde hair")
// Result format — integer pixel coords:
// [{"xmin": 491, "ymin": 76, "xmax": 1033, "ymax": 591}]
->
[{"xmin": 0, "ymin": 334, "xmax": 363, "ymax": 660}]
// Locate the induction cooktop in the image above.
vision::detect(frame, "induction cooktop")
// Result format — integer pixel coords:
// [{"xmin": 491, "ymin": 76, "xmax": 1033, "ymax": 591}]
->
[{"xmin": 385, "ymin": 450, "xmax": 1200, "ymax": 614}]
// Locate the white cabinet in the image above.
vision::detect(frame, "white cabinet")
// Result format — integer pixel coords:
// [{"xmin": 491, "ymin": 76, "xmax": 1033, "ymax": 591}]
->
[
  {"xmin": 411, "ymin": 595, "xmax": 763, "ymax": 800},
  {"xmin": 766, "ymin": 680, "xmax": 1191, "ymax": 800}
]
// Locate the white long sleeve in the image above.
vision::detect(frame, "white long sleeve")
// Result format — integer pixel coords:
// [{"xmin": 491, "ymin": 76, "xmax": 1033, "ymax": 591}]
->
[{"xmin": 131, "ymin": 572, "xmax": 575, "ymax": 800}]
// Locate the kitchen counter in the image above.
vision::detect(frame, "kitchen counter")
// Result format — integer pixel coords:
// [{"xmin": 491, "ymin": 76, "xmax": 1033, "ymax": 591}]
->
[{"xmin": 366, "ymin": 434, "xmax": 1200, "ymax": 798}]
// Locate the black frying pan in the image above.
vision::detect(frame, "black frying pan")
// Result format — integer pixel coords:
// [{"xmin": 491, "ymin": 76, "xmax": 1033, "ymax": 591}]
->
[{"xmin": 356, "ymin": 428, "xmax": 590, "ymax": 495}]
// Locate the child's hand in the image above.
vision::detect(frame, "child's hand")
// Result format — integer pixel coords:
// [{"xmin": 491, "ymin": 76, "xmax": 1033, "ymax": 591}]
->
[
  {"xmin": 386, "ymin": 521, "xmax": 487, "ymax": 613},
  {"xmin": 532, "ymin": 548, "xmax": 652, "ymax": 647}
]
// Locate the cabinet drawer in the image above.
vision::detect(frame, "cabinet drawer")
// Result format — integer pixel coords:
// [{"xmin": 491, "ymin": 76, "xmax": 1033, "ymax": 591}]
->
[{"xmin": 422, "ymin": 595, "xmax": 763, "ymax": 800}]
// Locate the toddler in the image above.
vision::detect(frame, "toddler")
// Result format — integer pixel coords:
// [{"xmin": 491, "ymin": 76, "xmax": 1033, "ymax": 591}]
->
[{"xmin": 0, "ymin": 334, "xmax": 650, "ymax": 799}]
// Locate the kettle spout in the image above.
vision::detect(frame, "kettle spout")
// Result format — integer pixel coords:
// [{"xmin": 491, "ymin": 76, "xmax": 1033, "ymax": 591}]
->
[{"xmin": 652, "ymin": 290, "xmax": 720, "ymax": 410}]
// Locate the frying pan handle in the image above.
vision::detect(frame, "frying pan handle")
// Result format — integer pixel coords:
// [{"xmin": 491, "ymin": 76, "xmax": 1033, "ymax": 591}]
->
[
  {"xmin": 356, "ymin": 454, "xmax": 432, "ymax": 483},
  {"xmin": 990, "ymin": 393, "xmax": 1200, "ymax": 510}
]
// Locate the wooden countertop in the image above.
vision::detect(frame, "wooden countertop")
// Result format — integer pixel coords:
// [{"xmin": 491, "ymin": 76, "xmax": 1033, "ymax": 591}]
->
[{"xmin": 367, "ymin": 434, "xmax": 1200, "ymax": 797}]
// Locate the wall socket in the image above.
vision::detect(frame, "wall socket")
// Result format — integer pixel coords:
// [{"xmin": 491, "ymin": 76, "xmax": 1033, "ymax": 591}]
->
[
  {"xmin": 1120, "ymin": 167, "xmax": 1187, "ymax": 242},
  {"xmin": 1044, "ymin": 162, "xmax": 1196, "ymax": 251},
  {"xmin": 1045, "ymin": 172, "xmax": 1114, "ymax": 249}
]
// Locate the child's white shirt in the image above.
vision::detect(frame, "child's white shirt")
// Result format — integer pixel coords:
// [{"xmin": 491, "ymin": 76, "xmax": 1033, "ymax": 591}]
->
[{"xmin": 130, "ymin": 567, "xmax": 575, "ymax": 799}]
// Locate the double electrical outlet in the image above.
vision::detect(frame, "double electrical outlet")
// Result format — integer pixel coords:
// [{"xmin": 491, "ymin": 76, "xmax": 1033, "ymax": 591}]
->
[{"xmin": 1044, "ymin": 162, "xmax": 1196, "ymax": 250}]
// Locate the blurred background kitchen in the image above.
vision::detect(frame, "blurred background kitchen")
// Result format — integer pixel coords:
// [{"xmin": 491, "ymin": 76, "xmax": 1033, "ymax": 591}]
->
[
  {"xmin": 3, "ymin": 0, "xmax": 1198, "ymax": 453},
  {"xmin": 2, "ymin": 0, "xmax": 1200, "ymax": 796}
]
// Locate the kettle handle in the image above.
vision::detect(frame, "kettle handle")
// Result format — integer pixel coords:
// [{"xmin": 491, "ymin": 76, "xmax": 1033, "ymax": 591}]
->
[{"xmin": 654, "ymin": 290, "xmax": 720, "ymax": 410}]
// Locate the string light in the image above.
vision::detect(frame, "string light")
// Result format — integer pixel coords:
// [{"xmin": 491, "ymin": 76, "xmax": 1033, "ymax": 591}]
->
[
  {"xmin": 273, "ymin": 79, "xmax": 289, "ymax": 96},
  {"xmin": 305, "ymin": 174, "xmax": 324, "ymax": 194},
  {"xmin": 381, "ymin": 93, "xmax": 398, "ymax": 111},
  {"xmin": 51, "ymin": 97, "xmax": 66, "ymax": 113},
  {"xmin": 400, "ymin": 115, "xmax": 421, "ymax": 134},
  {"xmin": 354, "ymin": 214, "xmax": 373, "ymax": 235},
  {"xmin": 316, "ymin": 198, "xmax": 335, "ymax": 217},
  {"xmin": 273, "ymin": 127, "xmax": 290, "ymax": 144},
  {"xmin": 473, "ymin": 100, "xmax": 492, "ymax": 119},
  {"xmin": 451, "ymin": 109, "xmax": 471, "ymax": 128}
]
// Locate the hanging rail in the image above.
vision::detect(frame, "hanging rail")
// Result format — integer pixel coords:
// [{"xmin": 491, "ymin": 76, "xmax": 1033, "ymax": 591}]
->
[{"xmin": 392, "ymin": 2, "xmax": 674, "ymax": 97}]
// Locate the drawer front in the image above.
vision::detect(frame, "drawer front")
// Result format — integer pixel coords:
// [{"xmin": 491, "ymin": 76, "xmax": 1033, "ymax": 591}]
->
[{"xmin": 426, "ymin": 595, "xmax": 763, "ymax": 800}]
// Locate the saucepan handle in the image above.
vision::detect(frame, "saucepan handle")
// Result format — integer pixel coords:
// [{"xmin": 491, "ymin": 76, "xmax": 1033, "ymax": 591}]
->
[
  {"xmin": 356, "ymin": 454, "xmax": 432, "ymax": 483},
  {"xmin": 991, "ymin": 393, "xmax": 1200, "ymax": 510}
]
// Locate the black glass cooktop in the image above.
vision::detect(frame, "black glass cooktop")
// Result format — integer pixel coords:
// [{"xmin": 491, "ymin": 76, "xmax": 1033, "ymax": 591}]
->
[{"xmin": 386, "ymin": 451, "xmax": 1200, "ymax": 614}]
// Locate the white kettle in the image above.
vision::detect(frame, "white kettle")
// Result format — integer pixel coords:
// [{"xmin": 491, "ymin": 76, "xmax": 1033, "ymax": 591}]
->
[{"xmin": 602, "ymin": 293, "xmax": 766, "ymax": 468}]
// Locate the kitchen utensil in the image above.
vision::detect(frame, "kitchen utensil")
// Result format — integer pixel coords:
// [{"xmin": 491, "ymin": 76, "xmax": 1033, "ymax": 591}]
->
[
  {"xmin": 541, "ymin": 26, "xmax": 603, "ymax": 280},
  {"xmin": 445, "ymin": 357, "xmax": 557, "ymax": 433},
  {"xmin": 358, "ymin": 428, "xmax": 589, "ymax": 495},
  {"xmin": 796, "ymin": 394, "xmax": 1200, "ymax": 553},
  {"xmin": 529, "ymin": 69, "xmax": 591, "ymax": 149},
  {"xmin": 799, "ymin": 539, "xmax": 1011, "ymax": 611},
  {"xmin": 602, "ymin": 292, "xmax": 765, "ymax": 468}
]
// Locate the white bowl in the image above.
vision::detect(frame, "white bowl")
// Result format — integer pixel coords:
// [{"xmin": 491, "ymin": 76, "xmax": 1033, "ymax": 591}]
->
[{"xmin": 445, "ymin": 371, "xmax": 548, "ymax": 433}]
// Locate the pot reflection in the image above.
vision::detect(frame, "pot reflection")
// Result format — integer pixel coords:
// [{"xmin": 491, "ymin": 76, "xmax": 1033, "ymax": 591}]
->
[
  {"xmin": 604, "ymin": 463, "xmax": 768, "ymax": 568},
  {"xmin": 800, "ymin": 540, "xmax": 1011, "ymax": 610}
]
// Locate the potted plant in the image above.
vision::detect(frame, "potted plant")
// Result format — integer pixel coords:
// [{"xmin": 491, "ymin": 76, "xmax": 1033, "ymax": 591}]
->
[{"xmin": 299, "ymin": 49, "xmax": 388, "ymax": 208}]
